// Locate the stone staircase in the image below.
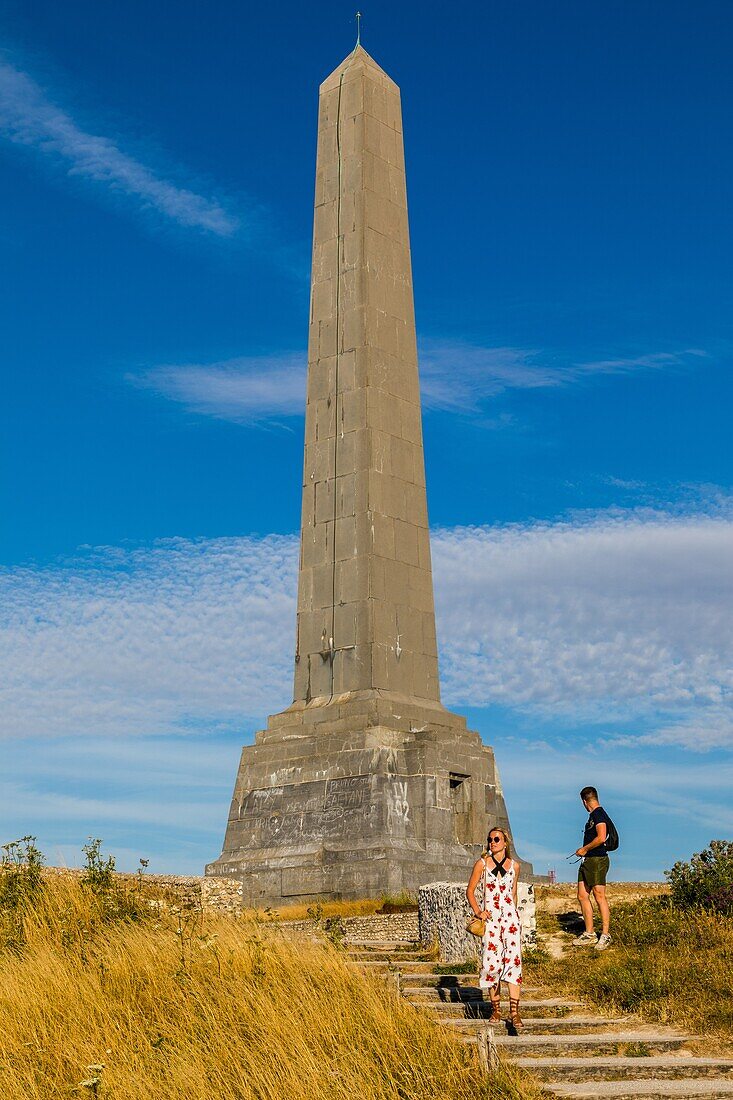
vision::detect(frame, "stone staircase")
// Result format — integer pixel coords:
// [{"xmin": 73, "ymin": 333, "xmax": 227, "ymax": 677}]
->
[{"xmin": 345, "ymin": 939, "xmax": 733, "ymax": 1098}]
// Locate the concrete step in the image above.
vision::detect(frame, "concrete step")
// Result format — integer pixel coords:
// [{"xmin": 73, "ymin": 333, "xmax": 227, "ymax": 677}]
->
[
  {"xmin": 425, "ymin": 1015, "xmax": 631, "ymax": 1035},
  {"xmin": 506, "ymin": 1015, "xmax": 632, "ymax": 1032},
  {"xmin": 488, "ymin": 1015, "xmax": 632, "ymax": 1032},
  {"xmin": 406, "ymin": 999, "xmax": 588, "ymax": 1020},
  {"xmin": 518, "ymin": 1057, "xmax": 733, "ymax": 1083},
  {"xmin": 402, "ymin": 988, "xmax": 580, "ymax": 1010},
  {"xmin": 398, "ymin": 972, "xmax": 542, "ymax": 990},
  {"xmin": 347, "ymin": 950, "xmax": 433, "ymax": 962},
  {"xmin": 344, "ymin": 940, "xmax": 419, "ymax": 950},
  {"xmin": 348, "ymin": 960, "xmax": 437, "ymax": 973},
  {"xmin": 416, "ymin": 1003, "xmax": 581, "ymax": 1016},
  {"xmin": 489, "ymin": 1032, "xmax": 694, "ymax": 1057},
  {"xmin": 398, "ymin": 971, "xmax": 479, "ymax": 984},
  {"xmin": 543, "ymin": 1079, "xmax": 733, "ymax": 1098}
]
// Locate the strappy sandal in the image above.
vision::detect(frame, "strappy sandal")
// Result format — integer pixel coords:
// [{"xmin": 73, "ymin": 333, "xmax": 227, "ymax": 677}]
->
[
  {"xmin": 487, "ymin": 995, "xmax": 502, "ymax": 1024},
  {"xmin": 508, "ymin": 996, "xmax": 524, "ymax": 1030}
]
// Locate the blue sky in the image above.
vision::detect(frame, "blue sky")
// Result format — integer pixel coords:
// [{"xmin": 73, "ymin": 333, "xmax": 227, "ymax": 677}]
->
[{"xmin": 1, "ymin": 1, "xmax": 732, "ymax": 883}]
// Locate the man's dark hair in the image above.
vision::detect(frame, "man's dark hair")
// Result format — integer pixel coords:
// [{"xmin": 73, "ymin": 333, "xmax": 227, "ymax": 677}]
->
[{"xmin": 580, "ymin": 786, "xmax": 598, "ymax": 802}]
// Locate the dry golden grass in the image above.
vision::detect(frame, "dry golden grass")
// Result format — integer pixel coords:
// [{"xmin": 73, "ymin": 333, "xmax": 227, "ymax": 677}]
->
[
  {"xmin": 534, "ymin": 881, "xmax": 669, "ymax": 935},
  {"xmin": 0, "ymin": 875, "xmax": 540, "ymax": 1100},
  {"xmin": 248, "ymin": 890, "xmax": 420, "ymax": 923},
  {"xmin": 535, "ymin": 881, "xmax": 669, "ymax": 909}
]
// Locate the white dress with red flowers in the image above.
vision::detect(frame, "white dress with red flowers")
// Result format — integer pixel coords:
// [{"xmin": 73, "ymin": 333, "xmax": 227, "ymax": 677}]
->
[{"xmin": 479, "ymin": 857, "xmax": 522, "ymax": 989}]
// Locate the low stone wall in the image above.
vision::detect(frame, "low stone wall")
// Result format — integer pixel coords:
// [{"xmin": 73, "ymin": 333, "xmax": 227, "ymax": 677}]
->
[
  {"xmin": 43, "ymin": 867, "xmax": 243, "ymax": 913},
  {"xmin": 42, "ymin": 870, "xmax": 417, "ymax": 938},
  {"xmin": 43, "ymin": 869, "xmax": 420, "ymax": 943},
  {"xmin": 341, "ymin": 912, "xmax": 419, "ymax": 941},
  {"xmin": 201, "ymin": 876, "xmax": 244, "ymax": 913},
  {"xmin": 418, "ymin": 881, "xmax": 537, "ymax": 964},
  {"xmin": 272, "ymin": 911, "xmax": 419, "ymax": 941}
]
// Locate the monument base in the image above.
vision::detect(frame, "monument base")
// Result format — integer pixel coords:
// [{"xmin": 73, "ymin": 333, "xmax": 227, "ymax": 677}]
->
[{"xmin": 206, "ymin": 691, "xmax": 532, "ymax": 905}]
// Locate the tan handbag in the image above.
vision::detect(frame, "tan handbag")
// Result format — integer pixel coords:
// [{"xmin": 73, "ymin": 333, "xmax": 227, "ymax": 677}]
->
[
  {"xmin": 466, "ymin": 915, "xmax": 486, "ymax": 937},
  {"xmin": 466, "ymin": 856, "xmax": 488, "ymax": 937}
]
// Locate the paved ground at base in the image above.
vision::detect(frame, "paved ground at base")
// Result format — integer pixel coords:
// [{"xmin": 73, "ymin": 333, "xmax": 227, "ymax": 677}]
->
[{"xmin": 344, "ymin": 934, "xmax": 733, "ymax": 1099}]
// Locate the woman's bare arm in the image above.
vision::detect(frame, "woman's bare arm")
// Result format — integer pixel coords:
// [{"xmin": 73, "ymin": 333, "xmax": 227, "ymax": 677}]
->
[{"xmin": 466, "ymin": 858, "xmax": 488, "ymax": 917}]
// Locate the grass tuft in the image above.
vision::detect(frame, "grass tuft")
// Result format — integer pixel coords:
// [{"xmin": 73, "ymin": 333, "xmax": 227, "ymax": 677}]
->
[
  {"xmin": 625, "ymin": 1042, "xmax": 652, "ymax": 1057},
  {"xmin": 433, "ymin": 960, "xmax": 477, "ymax": 974}
]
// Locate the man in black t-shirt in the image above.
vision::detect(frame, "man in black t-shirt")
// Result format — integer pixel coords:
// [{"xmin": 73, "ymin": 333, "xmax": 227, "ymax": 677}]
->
[{"xmin": 572, "ymin": 785, "xmax": 612, "ymax": 950}]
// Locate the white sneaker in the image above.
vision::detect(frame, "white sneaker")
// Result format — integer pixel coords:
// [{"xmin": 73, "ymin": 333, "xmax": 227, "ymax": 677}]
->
[
  {"xmin": 572, "ymin": 930, "xmax": 598, "ymax": 946},
  {"xmin": 594, "ymin": 933, "xmax": 612, "ymax": 951}
]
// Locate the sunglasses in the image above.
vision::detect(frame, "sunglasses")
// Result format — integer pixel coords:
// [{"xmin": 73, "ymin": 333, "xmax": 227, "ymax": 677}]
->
[{"xmin": 489, "ymin": 836, "xmax": 504, "ymax": 844}]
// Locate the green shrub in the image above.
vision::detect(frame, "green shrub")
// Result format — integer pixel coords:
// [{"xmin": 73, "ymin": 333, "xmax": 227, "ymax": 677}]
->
[
  {"xmin": 81, "ymin": 837, "xmax": 116, "ymax": 894},
  {"xmin": 666, "ymin": 839, "xmax": 733, "ymax": 914},
  {"xmin": 0, "ymin": 837, "xmax": 45, "ymax": 954}
]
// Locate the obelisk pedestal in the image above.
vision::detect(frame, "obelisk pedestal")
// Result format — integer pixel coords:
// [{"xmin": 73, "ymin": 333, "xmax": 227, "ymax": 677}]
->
[{"xmin": 207, "ymin": 47, "xmax": 528, "ymax": 904}]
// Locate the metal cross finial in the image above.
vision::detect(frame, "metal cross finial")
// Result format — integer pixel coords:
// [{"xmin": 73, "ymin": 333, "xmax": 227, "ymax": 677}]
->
[{"xmin": 355, "ymin": 11, "xmax": 362, "ymax": 48}]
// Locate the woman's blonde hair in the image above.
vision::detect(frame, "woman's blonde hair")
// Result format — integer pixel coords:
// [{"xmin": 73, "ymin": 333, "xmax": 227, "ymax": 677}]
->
[{"xmin": 484, "ymin": 826, "xmax": 512, "ymax": 859}]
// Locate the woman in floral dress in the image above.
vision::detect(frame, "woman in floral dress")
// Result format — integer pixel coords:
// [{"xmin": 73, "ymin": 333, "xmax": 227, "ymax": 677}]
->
[{"xmin": 466, "ymin": 827, "xmax": 523, "ymax": 1029}]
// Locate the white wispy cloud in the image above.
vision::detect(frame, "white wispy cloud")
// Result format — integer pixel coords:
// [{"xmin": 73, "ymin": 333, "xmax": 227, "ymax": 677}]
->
[
  {"xmin": 133, "ymin": 355, "xmax": 306, "ymax": 422},
  {"xmin": 134, "ymin": 344, "xmax": 706, "ymax": 422},
  {"xmin": 609, "ymin": 711, "xmax": 733, "ymax": 752},
  {"xmin": 0, "ymin": 732, "xmax": 241, "ymax": 872},
  {"xmin": 419, "ymin": 342, "xmax": 707, "ymax": 413},
  {"xmin": 0, "ymin": 535, "xmax": 297, "ymax": 738},
  {"xmin": 499, "ymin": 741, "xmax": 733, "ymax": 833},
  {"xmin": 435, "ymin": 506, "xmax": 733, "ymax": 730},
  {"xmin": 2, "ymin": 504, "xmax": 731, "ymax": 746},
  {"xmin": 0, "ymin": 59, "xmax": 238, "ymax": 235}
]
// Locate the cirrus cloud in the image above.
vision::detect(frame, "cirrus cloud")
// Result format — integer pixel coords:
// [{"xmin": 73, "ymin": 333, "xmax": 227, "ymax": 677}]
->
[
  {"xmin": 132, "ymin": 354, "xmax": 306, "ymax": 423},
  {"xmin": 133, "ymin": 344, "xmax": 709, "ymax": 424},
  {"xmin": 435, "ymin": 506, "xmax": 733, "ymax": 727},
  {"xmin": 1, "ymin": 503, "xmax": 732, "ymax": 748},
  {"xmin": 0, "ymin": 58, "xmax": 239, "ymax": 235}
]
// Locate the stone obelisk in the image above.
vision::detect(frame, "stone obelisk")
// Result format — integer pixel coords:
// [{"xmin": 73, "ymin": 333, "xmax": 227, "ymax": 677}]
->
[{"xmin": 208, "ymin": 46, "xmax": 525, "ymax": 903}]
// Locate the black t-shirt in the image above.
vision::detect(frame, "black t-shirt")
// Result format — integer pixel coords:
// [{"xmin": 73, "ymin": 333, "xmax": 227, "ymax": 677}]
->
[{"xmin": 583, "ymin": 806, "xmax": 612, "ymax": 857}]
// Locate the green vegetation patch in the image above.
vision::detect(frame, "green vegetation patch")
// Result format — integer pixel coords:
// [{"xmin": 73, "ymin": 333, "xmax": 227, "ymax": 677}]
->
[
  {"xmin": 528, "ymin": 890, "xmax": 733, "ymax": 1037},
  {"xmin": 667, "ymin": 840, "xmax": 733, "ymax": 915},
  {"xmin": 625, "ymin": 1042, "xmax": 652, "ymax": 1057}
]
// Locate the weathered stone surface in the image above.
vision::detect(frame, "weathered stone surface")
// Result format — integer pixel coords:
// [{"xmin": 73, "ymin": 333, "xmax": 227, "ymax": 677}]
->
[
  {"xmin": 284, "ymin": 911, "xmax": 420, "ymax": 942},
  {"xmin": 208, "ymin": 697, "xmax": 517, "ymax": 904},
  {"xmin": 294, "ymin": 46, "xmax": 437, "ymax": 706},
  {"xmin": 208, "ymin": 47, "xmax": 529, "ymax": 904},
  {"xmin": 418, "ymin": 881, "xmax": 537, "ymax": 963},
  {"xmin": 43, "ymin": 867, "xmax": 244, "ymax": 915}
]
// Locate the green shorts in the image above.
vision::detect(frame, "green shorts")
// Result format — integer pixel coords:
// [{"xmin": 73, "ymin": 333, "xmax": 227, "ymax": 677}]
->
[{"xmin": 579, "ymin": 856, "xmax": 609, "ymax": 889}]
